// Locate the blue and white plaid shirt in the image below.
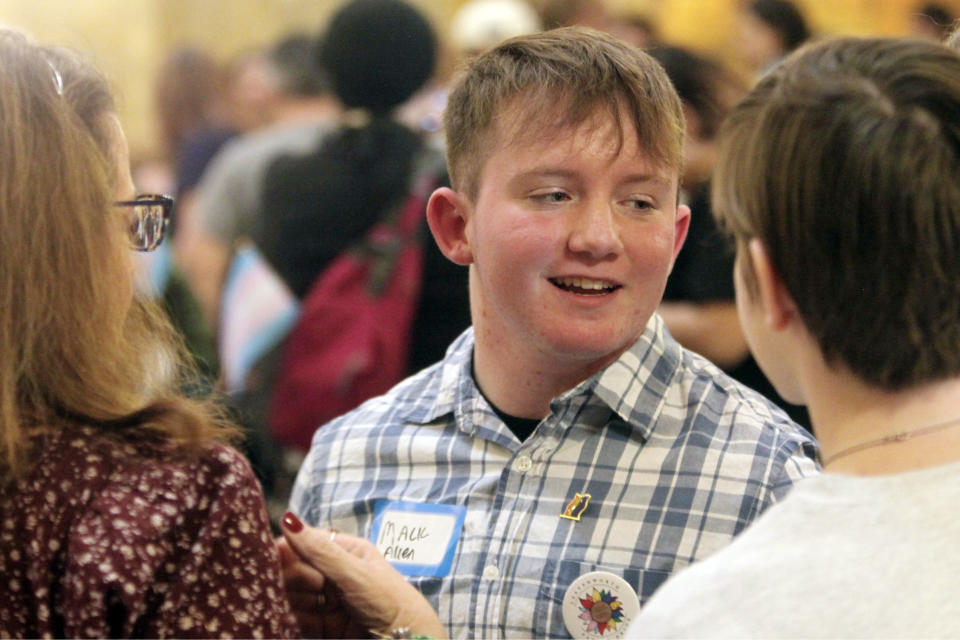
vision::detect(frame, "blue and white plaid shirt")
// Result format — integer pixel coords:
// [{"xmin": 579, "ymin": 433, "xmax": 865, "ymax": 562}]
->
[{"xmin": 290, "ymin": 315, "xmax": 820, "ymax": 639}]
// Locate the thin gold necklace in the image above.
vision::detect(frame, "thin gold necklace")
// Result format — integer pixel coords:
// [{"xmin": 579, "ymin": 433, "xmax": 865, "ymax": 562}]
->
[{"xmin": 822, "ymin": 415, "xmax": 960, "ymax": 466}]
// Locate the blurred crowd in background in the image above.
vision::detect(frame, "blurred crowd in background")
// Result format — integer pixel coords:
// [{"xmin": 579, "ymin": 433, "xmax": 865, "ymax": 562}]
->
[{"xmin": 3, "ymin": 0, "xmax": 958, "ymax": 518}]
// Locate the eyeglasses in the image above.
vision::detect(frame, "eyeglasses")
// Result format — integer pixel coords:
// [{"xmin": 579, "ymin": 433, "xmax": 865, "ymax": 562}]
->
[{"xmin": 114, "ymin": 194, "xmax": 173, "ymax": 252}]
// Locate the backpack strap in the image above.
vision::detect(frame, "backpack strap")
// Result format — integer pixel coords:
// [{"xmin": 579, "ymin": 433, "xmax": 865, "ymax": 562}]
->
[{"xmin": 352, "ymin": 151, "xmax": 440, "ymax": 296}]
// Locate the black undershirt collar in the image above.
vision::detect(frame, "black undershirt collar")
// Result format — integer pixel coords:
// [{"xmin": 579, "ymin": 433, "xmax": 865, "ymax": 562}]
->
[{"xmin": 471, "ymin": 359, "xmax": 543, "ymax": 443}]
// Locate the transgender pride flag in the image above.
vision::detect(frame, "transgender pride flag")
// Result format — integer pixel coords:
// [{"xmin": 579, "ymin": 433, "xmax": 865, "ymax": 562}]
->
[{"xmin": 219, "ymin": 243, "xmax": 300, "ymax": 394}]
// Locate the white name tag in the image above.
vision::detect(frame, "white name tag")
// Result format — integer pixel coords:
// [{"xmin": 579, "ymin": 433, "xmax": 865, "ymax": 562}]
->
[{"xmin": 370, "ymin": 500, "xmax": 466, "ymax": 577}]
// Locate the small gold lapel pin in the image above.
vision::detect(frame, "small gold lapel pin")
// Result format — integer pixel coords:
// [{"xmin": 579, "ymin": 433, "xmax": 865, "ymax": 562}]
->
[{"xmin": 560, "ymin": 492, "xmax": 592, "ymax": 521}]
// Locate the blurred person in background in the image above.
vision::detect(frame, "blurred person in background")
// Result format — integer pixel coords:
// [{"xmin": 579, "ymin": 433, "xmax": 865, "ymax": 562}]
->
[
  {"xmin": 397, "ymin": 0, "xmax": 543, "ymax": 150},
  {"xmin": 178, "ymin": 32, "xmax": 342, "ymax": 336},
  {"xmin": 737, "ymin": 0, "xmax": 811, "ymax": 79},
  {"xmin": 146, "ymin": 44, "xmax": 243, "ymax": 385},
  {"xmin": 448, "ymin": 0, "xmax": 543, "ymax": 59},
  {"xmin": 224, "ymin": 46, "xmax": 285, "ymax": 133},
  {"xmin": 153, "ymin": 45, "xmax": 238, "ymax": 220},
  {"xmin": 652, "ymin": 44, "xmax": 811, "ymax": 432},
  {"xmin": 609, "ymin": 11, "xmax": 661, "ymax": 49},
  {"xmin": 255, "ymin": 0, "xmax": 470, "ymax": 373},
  {"xmin": 948, "ymin": 16, "xmax": 960, "ymax": 46},
  {"xmin": 217, "ymin": 0, "xmax": 469, "ymax": 462},
  {"xmin": 909, "ymin": 2, "xmax": 957, "ymax": 41},
  {"xmin": 531, "ymin": 0, "xmax": 658, "ymax": 50},
  {"xmin": 179, "ymin": 30, "xmax": 344, "ymax": 513},
  {"xmin": 533, "ymin": 0, "xmax": 613, "ymax": 31},
  {"xmin": 148, "ymin": 42, "xmax": 292, "ymax": 391},
  {"xmin": 0, "ymin": 29, "xmax": 297, "ymax": 638}
]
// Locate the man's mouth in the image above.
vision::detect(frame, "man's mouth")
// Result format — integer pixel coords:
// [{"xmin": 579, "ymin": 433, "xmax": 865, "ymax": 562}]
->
[{"xmin": 549, "ymin": 277, "xmax": 621, "ymax": 295}]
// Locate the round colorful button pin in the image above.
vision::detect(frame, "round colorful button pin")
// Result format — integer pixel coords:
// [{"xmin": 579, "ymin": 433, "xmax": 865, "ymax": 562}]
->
[{"xmin": 562, "ymin": 570, "xmax": 641, "ymax": 639}]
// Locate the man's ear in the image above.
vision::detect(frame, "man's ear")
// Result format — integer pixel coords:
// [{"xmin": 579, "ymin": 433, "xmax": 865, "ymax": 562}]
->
[
  {"xmin": 673, "ymin": 204, "xmax": 691, "ymax": 261},
  {"xmin": 426, "ymin": 187, "xmax": 474, "ymax": 266},
  {"xmin": 747, "ymin": 238, "xmax": 797, "ymax": 331},
  {"xmin": 665, "ymin": 203, "xmax": 691, "ymax": 275}
]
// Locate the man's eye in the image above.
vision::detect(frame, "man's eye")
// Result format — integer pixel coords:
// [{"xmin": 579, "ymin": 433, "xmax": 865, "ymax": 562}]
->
[
  {"xmin": 624, "ymin": 199, "xmax": 654, "ymax": 211},
  {"xmin": 532, "ymin": 190, "xmax": 570, "ymax": 203}
]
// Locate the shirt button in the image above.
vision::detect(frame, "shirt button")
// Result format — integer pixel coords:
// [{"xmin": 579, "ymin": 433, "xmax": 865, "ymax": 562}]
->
[
  {"xmin": 514, "ymin": 455, "xmax": 533, "ymax": 473},
  {"xmin": 482, "ymin": 564, "xmax": 500, "ymax": 580}
]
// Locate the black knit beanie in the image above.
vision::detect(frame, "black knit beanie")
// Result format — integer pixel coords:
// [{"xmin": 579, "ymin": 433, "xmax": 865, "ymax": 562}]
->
[{"xmin": 319, "ymin": 0, "xmax": 437, "ymax": 113}]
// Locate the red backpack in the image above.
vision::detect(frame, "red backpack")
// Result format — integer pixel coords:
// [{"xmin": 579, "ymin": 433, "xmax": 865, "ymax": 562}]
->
[{"xmin": 267, "ymin": 173, "xmax": 435, "ymax": 451}]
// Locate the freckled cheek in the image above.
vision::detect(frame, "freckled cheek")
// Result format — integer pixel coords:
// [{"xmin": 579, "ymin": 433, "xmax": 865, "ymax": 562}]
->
[
  {"xmin": 479, "ymin": 217, "xmax": 558, "ymax": 269},
  {"xmin": 625, "ymin": 227, "xmax": 678, "ymax": 274}
]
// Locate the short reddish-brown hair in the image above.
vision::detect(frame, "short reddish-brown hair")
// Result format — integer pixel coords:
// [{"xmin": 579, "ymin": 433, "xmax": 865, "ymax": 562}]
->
[{"xmin": 443, "ymin": 26, "xmax": 685, "ymax": 199}]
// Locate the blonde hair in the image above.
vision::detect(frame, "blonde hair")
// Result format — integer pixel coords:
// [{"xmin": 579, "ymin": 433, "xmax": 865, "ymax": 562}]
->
[{"xmin": 0, "ymin": 30, "xmax": 235, "ymax": 481}]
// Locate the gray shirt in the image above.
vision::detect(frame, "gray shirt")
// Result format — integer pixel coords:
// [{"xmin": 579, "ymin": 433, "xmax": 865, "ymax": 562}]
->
[
  {"xmin": 633, "ymin": 460, "xmax": 960, "ymax": 638},
  {"xmin": 196, "ymin": 120, "xmax": 332, "ymax": 243}
]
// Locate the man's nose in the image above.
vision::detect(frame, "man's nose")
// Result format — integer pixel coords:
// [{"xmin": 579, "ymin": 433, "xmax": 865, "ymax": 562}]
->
[{"xmin": 566, "ymin": 199, "xmax": 623, "ymax": 261}]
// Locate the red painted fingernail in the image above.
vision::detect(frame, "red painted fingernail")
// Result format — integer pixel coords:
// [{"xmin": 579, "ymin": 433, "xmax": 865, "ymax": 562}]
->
[{"xmin": 281, "ymin": 511, "xmax": 304, "ymax": 533}]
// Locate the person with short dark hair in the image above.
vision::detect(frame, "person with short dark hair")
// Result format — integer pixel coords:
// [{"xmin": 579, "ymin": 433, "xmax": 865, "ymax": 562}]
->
[
  {"xmin": 738, "ymin": 0, "xmax": 812, "ymax": 77},
  {"xmin": 911, "ymin": 2, "xmax": 957, "ymax": 41},
  {"xmin": 632, "ymin": 35, "xmax": 960, "ymax": 637}
]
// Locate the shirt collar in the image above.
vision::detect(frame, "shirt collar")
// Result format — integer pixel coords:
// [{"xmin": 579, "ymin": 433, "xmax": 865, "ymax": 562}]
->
[
  {"xmin": 590, "ymin": 313, "xmax": 682, "ymax": 440},
  {"xmin": 410, "ymin": 315, "xmax": 680, "ymax": 443},
  {"xmin": 405, "ymin": 327, "xmax": 487, "ymax": 433}
]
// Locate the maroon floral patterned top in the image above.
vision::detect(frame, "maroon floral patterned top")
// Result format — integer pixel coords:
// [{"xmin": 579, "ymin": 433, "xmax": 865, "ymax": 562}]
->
[{"xmin": 0, "ymin": 426, "xmax": 300, "ymax": 638}]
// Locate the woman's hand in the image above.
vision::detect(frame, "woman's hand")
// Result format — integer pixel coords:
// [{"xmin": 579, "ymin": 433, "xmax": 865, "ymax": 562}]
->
[{"xmin": 279, "ymin": 512, "xmax": 448, "ymax": 639}]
